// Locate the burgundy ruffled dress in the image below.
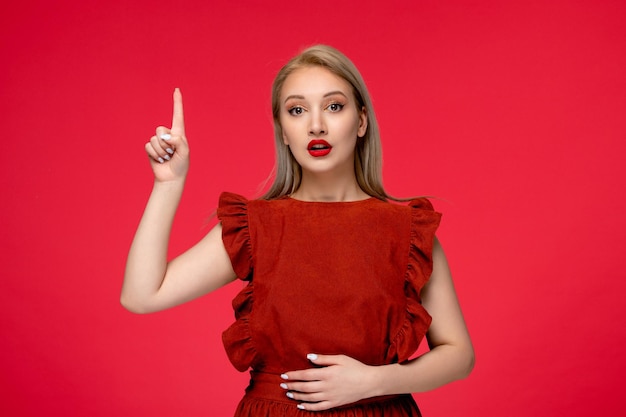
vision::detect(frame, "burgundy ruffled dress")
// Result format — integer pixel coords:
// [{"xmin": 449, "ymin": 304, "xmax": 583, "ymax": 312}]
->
[{"xmin": 217, "ymin": 192, "xmax": 441, "ymax": 416}]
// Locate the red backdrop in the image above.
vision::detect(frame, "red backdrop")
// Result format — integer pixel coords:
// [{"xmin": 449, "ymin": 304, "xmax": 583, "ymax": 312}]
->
[{"xmin": 2, "ymin": 1, "xmax": 625, "ymax": 416}]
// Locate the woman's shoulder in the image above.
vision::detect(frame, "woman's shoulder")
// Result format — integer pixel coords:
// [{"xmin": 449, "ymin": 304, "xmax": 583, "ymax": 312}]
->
[
  {"xmin": 378, "ymin": 195, "xmax": 438, "ymax": 213},
  {"xmin": 406, "ymin": 196, "xmax": 437, "ymax": 212},
  {"xmin": 218, "ymin": 191, "xmax": 292, "ymax": 209}
]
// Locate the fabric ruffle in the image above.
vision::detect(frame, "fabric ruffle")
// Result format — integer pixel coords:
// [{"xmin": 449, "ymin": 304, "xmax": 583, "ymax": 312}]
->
[
  {"xmin": 222, "ymin": 284, "xmax": 258, "ymax": 371},
  {"xmin": 386, "ymin": 198, "xmax": 442, "ymax": 363},
  {"xmin": 217, "ymin": 192, "xmax": 253, "ymax": 281},
  {"xmin": 217, "ymin": 192, "xmax": 258, "ymax": 371}
]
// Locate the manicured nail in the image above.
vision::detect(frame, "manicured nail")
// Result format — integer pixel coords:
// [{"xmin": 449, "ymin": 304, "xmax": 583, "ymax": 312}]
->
[
  {"xmin": 166, "ymin": 148, "xmax": 174, "ymax": 155},
  {"xmin": 158, "ymin": 157, "xmax": 164, "ymax": 164},
  {"xmin": 160, "ymin": 133, "xmax": 171, "ymax": 140},
  {"xmin": 286, "ymin": 392, "xmax": 294, "ymax": 399},
  {"xmin": 163, "ymin": 155, "xmax": 170, "ymax": 161},
  {"xmin": 281, "ymin": 374, "xmax": 288, "ymax": 380},
  {"xmin": 297, "ymin": 404, "xmax": 306, "ymax": 410},
  {"xmin": 307, "ymin": 353, "xmax": 318, "ymax": 361},
  {"xmin": 280, "ymin": 383, "xmax": 288, "ymax": 389}
]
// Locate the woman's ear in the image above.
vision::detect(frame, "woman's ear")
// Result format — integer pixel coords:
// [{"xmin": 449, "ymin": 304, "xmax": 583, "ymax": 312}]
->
[{"xmin": 358, "ymin": 107, "xmax": 368, "ymax": 138}]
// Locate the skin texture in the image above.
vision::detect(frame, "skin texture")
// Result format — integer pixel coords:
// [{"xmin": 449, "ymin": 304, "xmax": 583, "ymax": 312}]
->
[
  {"xmin": 280, "ymin": 66, "xmax": 368, "ymax": 202},
  {"xmin": 122, "ymin": 76, "xmax": 474, "ymax": 411},
  {"xmin": 122, "ymin": 89, "xmax": 237, "ymax": 314}
]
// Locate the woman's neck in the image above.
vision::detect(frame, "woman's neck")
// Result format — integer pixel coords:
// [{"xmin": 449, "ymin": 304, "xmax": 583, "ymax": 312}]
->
[{"xmin": 291, "ymin": 171, "xmax": 369, "ymax": 202}]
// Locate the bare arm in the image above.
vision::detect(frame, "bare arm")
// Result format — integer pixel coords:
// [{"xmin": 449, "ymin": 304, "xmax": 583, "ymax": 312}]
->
[
  {"xmin": 370, "ymin": 236, "xmax": 475, "ymax": 393},
  {"xmin": 121, "ymin": 89, "xmax": 236, "ymax": 314},
  {"xmin": 280, "ymin": 237, "xmax": 474, "ymax": 410}
]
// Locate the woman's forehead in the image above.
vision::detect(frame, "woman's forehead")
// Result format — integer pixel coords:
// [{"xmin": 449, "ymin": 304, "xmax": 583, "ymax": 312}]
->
[{"xmin": 281, "ymin": 66, "xmax": 353, "ymax": 100}]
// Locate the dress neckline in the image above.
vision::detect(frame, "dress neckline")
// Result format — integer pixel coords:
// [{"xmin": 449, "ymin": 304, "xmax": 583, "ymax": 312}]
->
[{"xmin": 284, "ymin": 195, "xmax": 380, "ymax": 204}]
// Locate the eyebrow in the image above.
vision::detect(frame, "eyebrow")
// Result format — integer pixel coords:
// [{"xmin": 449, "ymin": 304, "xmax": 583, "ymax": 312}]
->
[{"xmin": 283, "ymin": 90, "xmax": 349, "ymax": 104}]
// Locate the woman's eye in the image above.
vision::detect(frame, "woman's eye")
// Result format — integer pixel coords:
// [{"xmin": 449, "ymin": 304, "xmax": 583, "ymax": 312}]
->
[
  {"xmin": 288, "ymin": 106, "xmax": 304, "ymax": 116},
  {"xmin": 327, "ymin": 103, "xmax": 344, "ymax": 112}
]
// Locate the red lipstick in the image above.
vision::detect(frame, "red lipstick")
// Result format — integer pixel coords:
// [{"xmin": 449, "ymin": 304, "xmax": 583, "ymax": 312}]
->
[{"xmin": 307, "ymin": 139, "xmax": 332, "ymax": 157}]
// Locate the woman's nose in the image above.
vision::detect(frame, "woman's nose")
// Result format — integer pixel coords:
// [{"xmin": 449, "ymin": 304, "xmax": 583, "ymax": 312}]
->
[{"xmin": 308, "ymin": 110, "xmax": 327, "ymax": 135}]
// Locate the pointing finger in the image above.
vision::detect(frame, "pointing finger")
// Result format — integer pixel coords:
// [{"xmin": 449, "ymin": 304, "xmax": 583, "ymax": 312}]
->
[{"xmin": 171, "ymin": 87, "xmax": 185, "ymax": 136}]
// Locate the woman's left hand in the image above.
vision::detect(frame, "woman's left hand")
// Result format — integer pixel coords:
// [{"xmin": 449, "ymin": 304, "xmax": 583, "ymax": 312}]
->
[{"xmin": 280, "ymin": 354, "xmax": 378, "ymax": 411}]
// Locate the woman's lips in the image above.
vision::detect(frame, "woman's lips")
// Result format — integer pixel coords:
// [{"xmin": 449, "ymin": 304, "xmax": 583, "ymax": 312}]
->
[{"xmin": 307, "ymin": 139, "xmax": 332, "ymax": 157}]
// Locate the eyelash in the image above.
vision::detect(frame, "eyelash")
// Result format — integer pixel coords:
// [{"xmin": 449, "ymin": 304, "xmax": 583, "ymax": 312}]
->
[
  {"xmin": 287, "ymin": 103, "xmax": 345, "ymax": 116},
  {"xmin": 327, "ymin": 103, "xmax": 344, "ymax": 112},
  {"xmin": 288, "ymin": 106, "xmax": 304, "ymax": 116}
]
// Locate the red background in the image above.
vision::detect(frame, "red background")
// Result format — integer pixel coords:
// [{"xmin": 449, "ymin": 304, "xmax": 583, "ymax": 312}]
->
[{"xmin": 2, "ymin": 1, "xmax": 625, "ymax": 416}]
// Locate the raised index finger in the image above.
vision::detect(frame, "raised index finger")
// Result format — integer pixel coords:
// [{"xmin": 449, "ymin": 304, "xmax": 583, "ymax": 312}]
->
[{"xmin": 171, "ymin": 87, "xmax": 185, "ymax": 135}]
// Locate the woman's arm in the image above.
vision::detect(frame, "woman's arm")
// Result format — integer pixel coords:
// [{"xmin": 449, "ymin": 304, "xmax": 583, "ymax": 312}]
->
[
  {"xmin": 371, "ymin": 236, "xmax": 475, "ymax": 392},
  {"xmin": 121, "ymin": 89, "xmax": 237, "ymax": 314},
  {"xmin": 280, "ymin": 237, "xmax": 474, "ymax": 411}
]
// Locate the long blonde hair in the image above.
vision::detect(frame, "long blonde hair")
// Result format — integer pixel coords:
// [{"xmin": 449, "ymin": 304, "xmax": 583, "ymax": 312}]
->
[{"xmin": 261, "ymin": 45, "xmax": 400, "ymax": 201}]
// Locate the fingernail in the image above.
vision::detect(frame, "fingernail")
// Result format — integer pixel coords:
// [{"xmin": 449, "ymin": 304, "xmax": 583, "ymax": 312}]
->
[
  {"xmin": 166, "ymin": 148, "xmax": 174, "ymax": 155},
  {"xmin": 297, "ymin": 404, "xmax": 306, "ymax": 410},
  {"xmin": 286, "ymin": 392, "xmax": 294, "ymax": 399},
  {"xmin": 280, "ymin": 383, "xmax": 288, "ymax": 389},
  {"xmin": 163, "ymin": 155, "xmax": 170, "ymax": 161},
  {"xmin": 158, "ymin": 157, "xmax": 164, "ymax": 164},
  {"xmin": 160, "ymin": 133, "xmax": 172, "ymax": 140},
  {"xmin": 307, "ymin": 353, "xmax": 318, "ymax": 361},
  {"xmin": 280, "ymin": 374, "xmax": 288, "ymax": 380}
]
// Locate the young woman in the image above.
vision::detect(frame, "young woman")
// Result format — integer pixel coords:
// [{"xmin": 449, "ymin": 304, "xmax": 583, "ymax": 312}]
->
[{"xmin": 122, "ymin": 45, "xmax": 474, "ymax": 416}]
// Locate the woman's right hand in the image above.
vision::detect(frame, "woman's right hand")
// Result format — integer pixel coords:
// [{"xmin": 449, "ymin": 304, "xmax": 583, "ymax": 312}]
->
[{"xmin": 145, "ymin": 88, "xmax": 190, "ymax": 183}]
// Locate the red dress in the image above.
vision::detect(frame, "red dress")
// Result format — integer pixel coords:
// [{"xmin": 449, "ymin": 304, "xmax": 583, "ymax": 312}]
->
[{"xmin": 217, "ymin": 192, "xmax": 441, "ymax": 416}]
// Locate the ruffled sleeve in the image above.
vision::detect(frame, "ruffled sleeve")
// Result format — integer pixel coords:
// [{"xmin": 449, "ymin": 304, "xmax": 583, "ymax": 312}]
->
[
  {"xmin": 216, "ymin": 192, "xmax": 253, "ymax": 281},
  {"xmin": 387, "ymin": 198, "xmax": 442, "ymax": 363},
  {"xmin": 223, "ymin": 283, "xmax": 257, "ymax": 372},
  {"xmin": 217, "ymin": 192, "xmax": 258, "ymax": 371}
]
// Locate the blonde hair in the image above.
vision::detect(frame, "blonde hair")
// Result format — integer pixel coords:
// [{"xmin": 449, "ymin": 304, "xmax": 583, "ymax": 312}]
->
[{"xmin": 261, "ymin": 45, "xmax": 400, "ymax": 201}]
